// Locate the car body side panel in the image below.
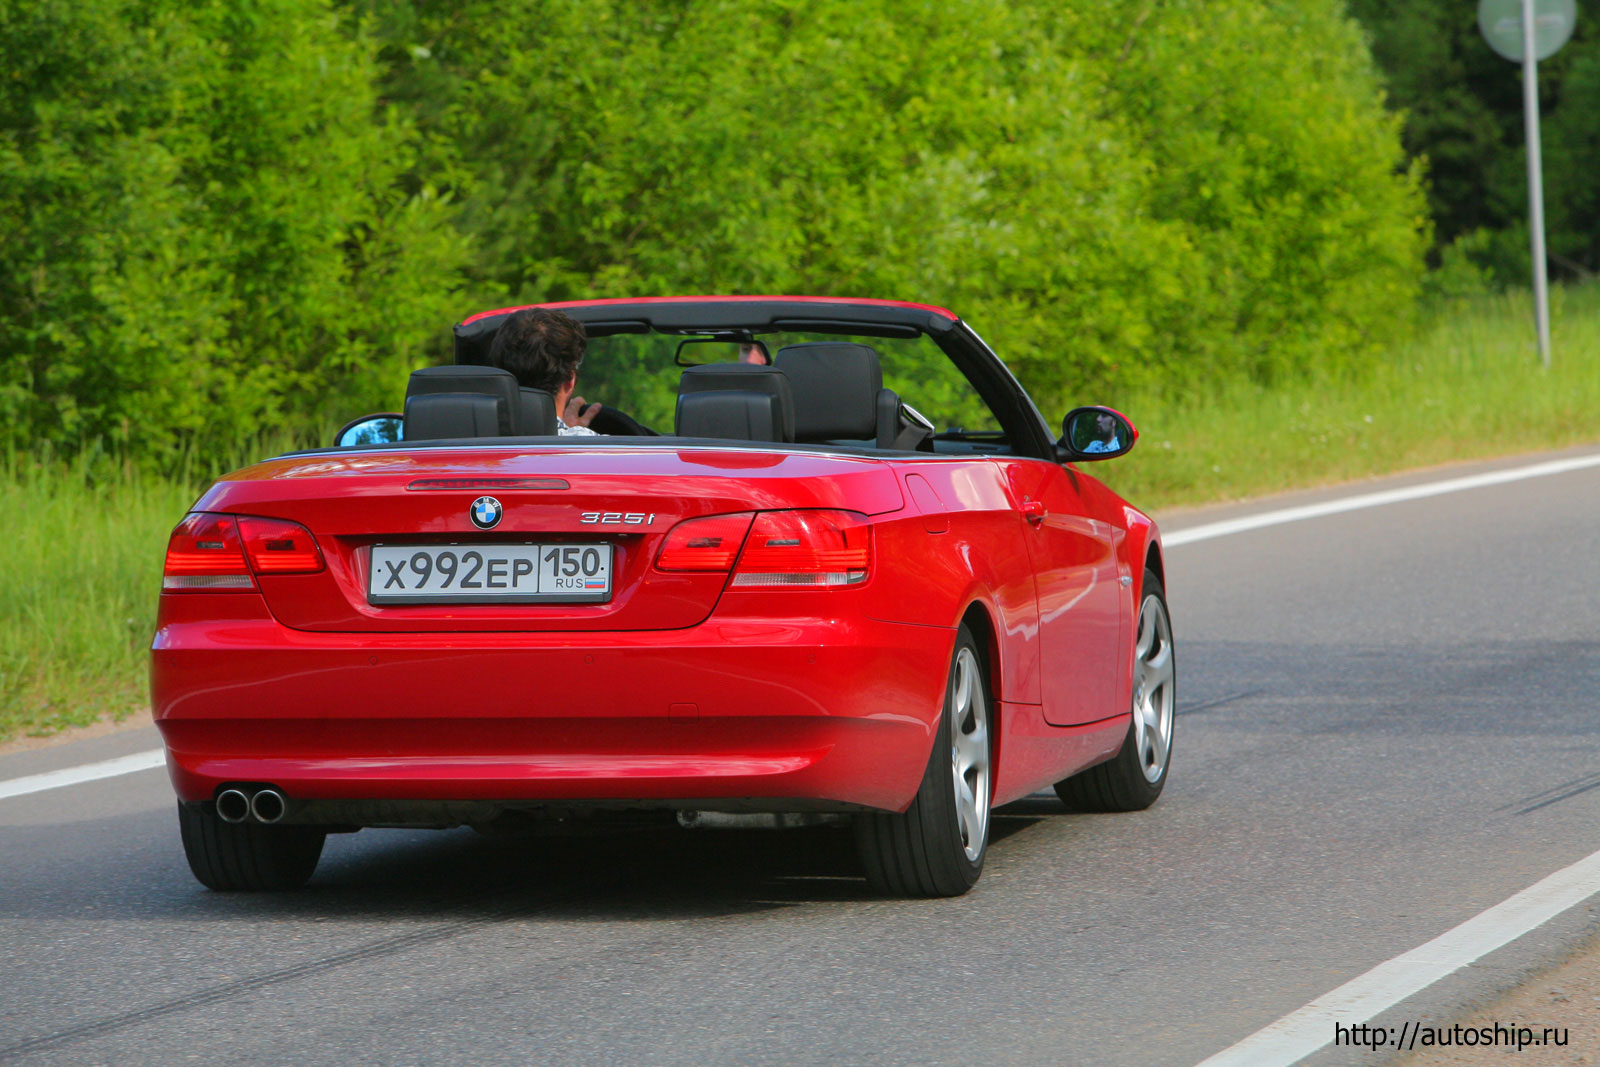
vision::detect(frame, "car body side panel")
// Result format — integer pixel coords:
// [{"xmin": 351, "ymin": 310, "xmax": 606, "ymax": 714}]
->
[
  {"xmin": 992, "ymin": 458, "xmax": 1128, "ymax": 727},
  {"xmin": 991, "ymin": 702, "xmax": 1128, "ymax": 807},
  {"xmin": 1117, "ymin": 504, "xmax": 1164, "ymax": 711},
  {"xmin": 869, "ymin": 459, "xmax": 1042, "ymax": 706}
]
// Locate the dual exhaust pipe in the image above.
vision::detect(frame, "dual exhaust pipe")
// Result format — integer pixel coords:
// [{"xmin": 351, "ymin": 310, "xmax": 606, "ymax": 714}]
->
[{"xmin": 215, "ymin": 787, "xmax": 288, "ymax": 825}]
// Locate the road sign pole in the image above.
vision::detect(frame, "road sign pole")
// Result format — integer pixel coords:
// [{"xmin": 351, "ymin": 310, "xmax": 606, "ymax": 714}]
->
[{"xmin": 1521, "ymin": 0, "xmax": 1553, "ymax": 368}]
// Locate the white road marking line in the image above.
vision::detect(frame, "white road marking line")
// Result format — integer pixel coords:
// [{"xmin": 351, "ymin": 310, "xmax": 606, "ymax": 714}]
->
[
  {"xmin": 1164, "ymin": 451, "xmax": 1600, "ymax": 547},
  {"xmin": 0, "ymin": 749, "xmax": 166, "ymax": 802},
  {"xmin": 1172, "ymin": 449, "xmax": 1600, "ymax": 1064},
  {"xmin": 1196, "ymin": 848, "xmax": 1600, "ymax": 1066}
]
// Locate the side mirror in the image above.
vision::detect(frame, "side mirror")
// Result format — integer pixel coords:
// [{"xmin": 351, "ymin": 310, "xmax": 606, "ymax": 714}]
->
[
  {"xmin": 1057, "ymin": 406, "xmax": 1137, "ymax": 461},
  {"xmin": 334, "ymin": 414, "xmax": 403, "ymax": 448}
]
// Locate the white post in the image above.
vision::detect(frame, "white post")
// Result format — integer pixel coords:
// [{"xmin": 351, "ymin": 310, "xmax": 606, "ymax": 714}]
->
[{"xmin": 1522, "ymin": 0, "xmax": 1553, "ymax": 368}]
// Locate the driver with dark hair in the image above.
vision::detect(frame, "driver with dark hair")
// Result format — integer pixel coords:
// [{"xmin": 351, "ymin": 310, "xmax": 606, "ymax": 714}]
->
[
  {"xmin": 1082, "ymin": 411, "xmax": 1122, "ymax": 453},
  {"xmin": 487, "ymin": 308, "xmax": 603, "ymax": 435}
]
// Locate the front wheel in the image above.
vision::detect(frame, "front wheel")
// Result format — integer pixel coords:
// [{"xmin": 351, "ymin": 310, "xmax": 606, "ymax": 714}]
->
[
  {"xmin": 1055, "ymin": 569, "xmax": 1175, "ymax": 812},
  {"xmin": 177, "ymin": 803, "xmax": 326, "ymax": 891},
  {"xmin": 855, "ymin": 625, "xmax": 991, "ymax": 897}
]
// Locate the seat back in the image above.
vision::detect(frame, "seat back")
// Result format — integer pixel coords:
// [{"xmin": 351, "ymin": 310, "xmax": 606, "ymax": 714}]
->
[
  {"xmin": 675, "ymin": 364, "xmax": 795, "ymax": 442},
  {"xmin": 403, "ymin": 393, "xmax": 502, "ymax": 440},
  {"xmin": 773, "ymin": 341, "xmax": 922, "ymax": 448},
  {"xmin": 406, "ymin": 366, "xmax": 520, "ymax": 435},
  {"xmin": 677, "ymin": 391, "xmax": 791, "ymax": 441},
  {"xmin": 403, "ymin": 365, "xmax": 558, "ymax": 437},
  {"xmin": 773, "ymin": 342, "xmax": 884, "ymax": 443},
  {"xmin": 517, "ymin": 388, "xmax": 558, "ymax": 436}
]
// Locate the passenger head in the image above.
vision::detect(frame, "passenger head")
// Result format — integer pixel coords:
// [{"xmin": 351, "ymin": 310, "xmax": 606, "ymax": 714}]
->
[{"xmin": 487, "ymin": 308, "xmax": 588, "ymax": 394}]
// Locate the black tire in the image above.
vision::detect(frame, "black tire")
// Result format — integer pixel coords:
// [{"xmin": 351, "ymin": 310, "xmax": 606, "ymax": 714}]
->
[
  {"xmin": 855, "ymin": 625, "xmax": 992, "ymax": 897},
  {"xmin": 177, "ymin": 803, "xmax": 326, "ymax": 891},
  {"xmin": 1055, "ymin": 569, "xmax": 1175, "ymax": 812}
]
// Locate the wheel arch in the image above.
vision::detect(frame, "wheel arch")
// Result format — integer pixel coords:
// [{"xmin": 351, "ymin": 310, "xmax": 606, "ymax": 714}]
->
[
  {"xmin": 1145, "ymin": 539, "xmax": 1165, "ymax": 590},
  {"xmin": 956, "ymin": 600, "xmax": 1005, "ymax": 804},
  {"xmin": 1120, "ymin": 508, "xmax": 1164, "ymax": 605},
  {"xmin": 956, "ymin": 600, "xmax": 1002, "ymax": 702}
]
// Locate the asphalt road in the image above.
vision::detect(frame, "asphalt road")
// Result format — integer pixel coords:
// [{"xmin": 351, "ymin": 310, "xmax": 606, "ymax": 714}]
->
[{"xmin": 4, "ymin": 446, "xmax": 1600, "ymax": 1066}]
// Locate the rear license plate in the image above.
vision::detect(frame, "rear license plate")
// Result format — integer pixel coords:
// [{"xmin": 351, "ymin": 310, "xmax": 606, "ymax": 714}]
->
[{"xmin": 368, "ymin": 544, "xmax": 613, "ymax": 604}]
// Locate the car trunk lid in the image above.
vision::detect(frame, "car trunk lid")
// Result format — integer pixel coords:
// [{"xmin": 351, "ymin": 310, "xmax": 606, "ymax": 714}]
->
[{"xmin": 188, "ymin": 444, "xmax": 904, "ymax": 633}]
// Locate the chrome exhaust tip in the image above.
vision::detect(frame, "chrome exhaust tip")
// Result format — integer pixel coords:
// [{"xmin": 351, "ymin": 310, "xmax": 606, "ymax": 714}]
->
[
  {"xmin": 250, "ymin": 788, "xmax": 287, "ymax": 825},
  {"xmin": 215, "ymin": 789, "xmax": 251, "ymax": 824}
]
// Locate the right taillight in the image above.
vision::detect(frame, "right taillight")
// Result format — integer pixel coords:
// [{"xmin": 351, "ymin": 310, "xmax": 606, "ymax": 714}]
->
[
  {"xmin": 161, "ymin": 513, "xmax": 255, "ymax": 591},
  {"xmin": 730, "ymin": 510, "xmax": 870, "ymax": 588}
]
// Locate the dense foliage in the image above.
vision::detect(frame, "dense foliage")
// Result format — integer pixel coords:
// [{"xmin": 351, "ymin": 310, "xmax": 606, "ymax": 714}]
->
[
  {"xmin": 365, "ymin": 0, "xmax": 1428, "ymax": 409},
  {"xmin": 1348, "ymin": 0, "xmax": 1600, "ymax": 284},
  {"xmin": 0, "ymin": 0, "xmax": 465, "ymax": 459},
  {"xmin": 1, "ymin": 0, "xmax": 1428, "ymax": 458}
]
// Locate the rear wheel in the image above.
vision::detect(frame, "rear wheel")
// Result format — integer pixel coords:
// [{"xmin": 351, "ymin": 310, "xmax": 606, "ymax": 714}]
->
[
  {"xmin": 856, "ymin": 625, "xmax": 991, "ymax": 897},
  {"xmin": 1055, "ymin": 569, "xmax": 1175, "ymax": 812},
  {"xmin": 177, "ymin": 803, "xmax": 326, "ymax": 891}
]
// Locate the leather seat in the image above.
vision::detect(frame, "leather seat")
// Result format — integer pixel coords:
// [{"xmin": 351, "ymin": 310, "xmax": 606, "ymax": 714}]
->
[
  {"xmin": 675, "ymin": 364, "xmax": 796, "ymax": 442},
  {"xmin": 774, "ymin": 342, "xmax": 922, "ymax": 449},
  {"xmin": 402, "ymin": 366, "xmax": 558, "ymax": 439}
]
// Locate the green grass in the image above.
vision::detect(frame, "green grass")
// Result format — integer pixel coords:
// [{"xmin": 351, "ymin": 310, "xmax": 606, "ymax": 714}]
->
[
  {"xmin": 0, "ymin": 449, "xmax": 202, "ymax": 741},
  {"xmin": 3, "ymin": 285, "xmax": 1599, "ymax": 744},
  {"xmin": 1102, "ymin": 284, "xmax": 1600, "ymax": 510}
]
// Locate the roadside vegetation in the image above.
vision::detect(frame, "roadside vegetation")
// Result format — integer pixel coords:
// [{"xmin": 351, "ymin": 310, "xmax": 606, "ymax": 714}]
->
[
  {"xmin": 3, "ymin": 0, "xmax": 1425, "ymax": 461},
  {"xmin": 1103, "ymin": 284, "xmax": 1600, "ymax": 508},
  {"xmin": 0, "ymin": 449, "xmax": 200, "ymax": 741}
]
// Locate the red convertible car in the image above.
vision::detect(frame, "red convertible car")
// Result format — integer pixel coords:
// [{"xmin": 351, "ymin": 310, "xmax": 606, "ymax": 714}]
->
[{"xmin": 151, "ymin": 296, "xmax": 1174, "ymax": 897}]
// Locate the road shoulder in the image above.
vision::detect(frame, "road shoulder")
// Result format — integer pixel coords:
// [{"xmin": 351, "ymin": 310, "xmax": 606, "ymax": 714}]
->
[
  {"xmin": 0, "ymin": 709, "xmax": 154, "ymax": 760},
  {"xmin": 1390, "ymin": 927, "xmax": 1600, "ymax": 1065}
]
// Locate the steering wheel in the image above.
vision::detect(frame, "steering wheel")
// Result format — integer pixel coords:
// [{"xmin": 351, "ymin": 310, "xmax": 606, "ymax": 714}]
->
[{"xmin": 586, "ymin": 405, "xmax": 659, "ymax": 437}]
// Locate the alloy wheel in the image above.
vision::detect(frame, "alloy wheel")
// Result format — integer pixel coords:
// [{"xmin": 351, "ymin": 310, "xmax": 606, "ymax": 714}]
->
[
  {"xmin": 1131, "ymin": 593, "xmax": 1176, "ymax": 783},
  {"xmin": 949, "ymin": 646, "xmax": 990, "ymax": 862}
]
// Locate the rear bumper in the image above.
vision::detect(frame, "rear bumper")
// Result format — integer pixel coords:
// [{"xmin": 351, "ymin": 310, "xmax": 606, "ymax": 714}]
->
[{"xmin": 151, "ymin": 594, "xmax": 952, "ymax": 814}]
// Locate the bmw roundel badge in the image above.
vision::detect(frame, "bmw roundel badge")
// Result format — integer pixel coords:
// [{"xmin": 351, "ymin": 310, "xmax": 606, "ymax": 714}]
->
[{"xmin": 469, "ymin": 496, "xmax": 503, "ymax": 530}]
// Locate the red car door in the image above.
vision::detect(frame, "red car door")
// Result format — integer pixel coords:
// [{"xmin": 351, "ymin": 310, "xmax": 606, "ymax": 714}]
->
[{"xmin": 992, "ymin": 457, "xmax": 1129, "ymax": 727}]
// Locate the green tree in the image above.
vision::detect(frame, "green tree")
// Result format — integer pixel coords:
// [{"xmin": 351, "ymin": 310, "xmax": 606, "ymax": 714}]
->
[
  {"xmin": 1348, "ymin": 0, "xmax": 1600, "ymax": 281},
  {"xmin": 0, "ymin": 0, "xmax": 468, "ymax": 460},
  {"xmin": 361, "ymin": 0, "xmax": 1426, "ymax": 406}
]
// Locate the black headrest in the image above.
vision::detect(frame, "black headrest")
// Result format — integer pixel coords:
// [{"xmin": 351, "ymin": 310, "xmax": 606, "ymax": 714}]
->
[
  {"xmin": 677, "ymin": 364, "xmax": 795, "ymax": 442},
  {"xmin": 406, "ymin": 366, "xmax": 520, "ymax": 435},
  {"xmin": 676, "ymin": 391, "xmax": 788, "ymax": 442},
  {"xmin": 518, "ymin": 388, "xmax": 558, "ymax": 436},
  {"xmin": 773, "ymin": 343, "xmax": 882, "ymax": 440},
  {"xmin": 404, "ymin": 393, "xmax": 502, "ymax": 440}
]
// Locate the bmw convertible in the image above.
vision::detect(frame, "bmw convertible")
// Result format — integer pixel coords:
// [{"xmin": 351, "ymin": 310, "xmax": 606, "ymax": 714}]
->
[{"xmin": 152, "ymin": 296, "xmax": 1174, "ymax": 897}]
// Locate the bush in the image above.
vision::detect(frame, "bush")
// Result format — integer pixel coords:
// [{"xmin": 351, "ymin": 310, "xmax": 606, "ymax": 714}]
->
[
  {"xmin": 1, "ymin": 0, "xmax": 1430, "ymax": 459},
  {"xmin": 0, "ymin": 0, "xmax": 468, "ymax": 463},
  {"xmin": 364, "ymin": 0, "xmax": 1428, "ymax": 413}
]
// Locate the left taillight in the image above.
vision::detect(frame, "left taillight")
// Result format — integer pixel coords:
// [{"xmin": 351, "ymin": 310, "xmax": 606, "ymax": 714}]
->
[
  {"xmin": 237, "ymin": 516, "xmax": 324, "ymax": 574},
  {"xmin": 162, "ymin": 512, "xmax": 323, "ymax": 592}
]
